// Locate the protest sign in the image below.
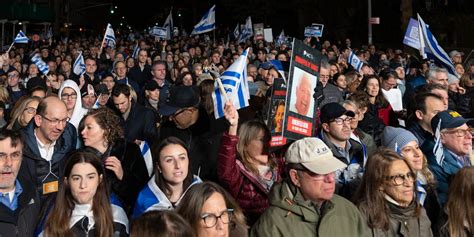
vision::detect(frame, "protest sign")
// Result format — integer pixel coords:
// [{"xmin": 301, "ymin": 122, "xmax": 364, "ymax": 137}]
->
[
  {"xmin": 304, "ymin": 24, "xmax": 324, "ymax": 37},
  {"xmin": 403, "ymin": 18, "xmax": 421, "ymax": 49},
  {"xmin": 282, "ymin": 39, "xmax": 322, "ymax": 140}
]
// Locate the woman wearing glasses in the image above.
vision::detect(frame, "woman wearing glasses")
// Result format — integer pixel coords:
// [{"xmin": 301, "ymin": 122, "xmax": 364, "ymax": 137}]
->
[
  {"xmin": 7, "ymin": 96, "xmax": 41, "ymax": 131},
  {"xmin": 132, "ymin": 136, "xmax": 201, "ymax": 218},
  {"xmin": 382, "ymin": 126, "xmax": 440, "ymax": 231},
  {"xmin": 58, "ymin": 80, "xmax": 87, "ymax": 130},
  {"xmin": 354, "ymin": 148, "xmax": 433, "ymax": 237},
  {"xmin": 177, "ymin": 182, "xmax": 247, "ymax": 237}
]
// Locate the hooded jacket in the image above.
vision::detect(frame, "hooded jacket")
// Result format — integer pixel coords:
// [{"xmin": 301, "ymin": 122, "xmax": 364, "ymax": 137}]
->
[
  {"xmin": 250, "ymin": 180, "xmax": 370, "ymax": 237},
  {"xmin": 58, "ymin": 80, "xmax": 88, "ymax": 130}
]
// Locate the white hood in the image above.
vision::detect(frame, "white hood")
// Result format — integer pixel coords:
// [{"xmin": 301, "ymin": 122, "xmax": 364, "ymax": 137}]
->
[{"xmin": 58, "ymin": 80, "xmax": 88, "ymax": 129}]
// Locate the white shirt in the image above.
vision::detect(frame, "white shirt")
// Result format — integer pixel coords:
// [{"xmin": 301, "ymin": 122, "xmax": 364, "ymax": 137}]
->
[{"xmin": 35, "ymin": 131, "xmax": 56, "ymax": 161}]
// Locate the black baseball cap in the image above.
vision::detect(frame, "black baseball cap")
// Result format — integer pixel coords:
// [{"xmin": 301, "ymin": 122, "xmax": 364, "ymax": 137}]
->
[
  {"xmin": 320, "ymin": 102, "xmax": 355, "ymax": 124},
  {"xmin": 159, "ymin": 85, "xmax": 200, "ymax": 116}
]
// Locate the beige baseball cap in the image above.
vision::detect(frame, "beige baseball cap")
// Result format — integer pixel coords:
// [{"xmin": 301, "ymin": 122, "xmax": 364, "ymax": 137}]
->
[{"xmin": 286, "ymin": 137, "xmax": 347, "ymax": 174}]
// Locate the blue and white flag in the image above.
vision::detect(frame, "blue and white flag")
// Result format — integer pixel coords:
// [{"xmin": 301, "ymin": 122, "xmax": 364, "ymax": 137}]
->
[
  {"xmin": 163, "ymin": 10, "xmax": 173, "ymax": 40},
  {"xmin": 45, "ymin": 27, "xmax": 53, "ymax": 40},
  {"xmin": 238, "ymin": 16, "xmax": 253, "ymax": 42},
  {"xmin": 212, "ymin": 48, "xmax": 250, "ymax": 119},
  {"xmin": 417, "ymin": 14, "xmax": 456, "ymax": 77},
  {"xmin": 348, "ymin": 51, "xmax": 363, "ymax": 72},
  {"xmin": 149, "ymin": 26, "xmax": 168, "ymax": 38},
  {"xmin": 132, "ymin": 44, "xmax": 140, "ymax": 59},
  {"xmin": 13, "ymin": 30, "xmax": 29, "ymax": 43},
  {"xmin": 73, "ymin": 52, "xmax": 86, "ymax": 76},
  {"xmin": 104, "ymin": 23, "xmax": 116, "ymax": 49},
  {"xmin": 276, "ymin": 30, "xmax": 285, "ymax": 46},
  {"xmin": 191, "ymin": 5, "xmax": 216, "ymax": 35},
  {"xmin": 31, "ymin": 54, "xmax": 49, "ymax": 75},
  {"xmin": 233, "ymin": 24, "xmax": 240, "ymax": 39},
  {"xmin": 433, "ymin": 119, "xmax": 445, "ymax": 166},
  {"xmin": 140, "ymin": 141, "xmax": 153, "ymax": 176},
  {"xmin": 269, "ymin": 60, "xmax": 287, "ymax": 81}
]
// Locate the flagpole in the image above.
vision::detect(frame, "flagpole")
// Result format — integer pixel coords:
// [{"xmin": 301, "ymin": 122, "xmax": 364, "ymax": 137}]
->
[
  {"xmin": 216, "ymin": 77, "xmax": 229, "ymax": 102},
  {"xmin": 98, "ymin": 26, "xmax": 108, "ymax": 57},
  {"xmin": 5, "ymin": 41, "xmax": 15, "ymax": 54}
]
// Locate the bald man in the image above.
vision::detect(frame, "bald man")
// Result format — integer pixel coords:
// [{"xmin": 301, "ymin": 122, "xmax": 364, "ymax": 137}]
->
[
  {"xmin": 20, "ymin": 96, "xmax": 77, "ymax": 200},
  {"xmin": 292, "ymin": 74, "xmax": 313, "ymax": 116}
]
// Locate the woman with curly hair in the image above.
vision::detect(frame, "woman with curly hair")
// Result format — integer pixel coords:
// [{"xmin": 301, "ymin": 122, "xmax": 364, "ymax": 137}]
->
[{"xmin": 79, "ymin": 107, "xmax": 149, "ymax": 215}]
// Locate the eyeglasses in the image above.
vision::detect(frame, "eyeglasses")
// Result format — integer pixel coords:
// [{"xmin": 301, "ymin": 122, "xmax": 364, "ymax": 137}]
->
[
  {"xmin": 201, "ymin": 209, "xmax": 234, "ymax": 228},
  {"xmin": 442, "ymin": 128, "xmax": 472, "ymax": 137},
  {"xmin": 41, "ymin": 115, "xmax": 70, "ymax": 126},
  {"xmin": 61, "ymin": 93, "xmax": 77, "ymax": 100},
  {"xmin": 331, "ymin": 117, "xmax": 353, "ymax": 125},
  {"xmin": 0, "ymin": 152, "xmax": 22, "ymax": 162},
  {"xmin": 24, "ymin": 107, "xmax": 36, "ymax": 114},
  {"xmin": 386, "ymin": 172, "xmax": 415, "ymax": 186}
]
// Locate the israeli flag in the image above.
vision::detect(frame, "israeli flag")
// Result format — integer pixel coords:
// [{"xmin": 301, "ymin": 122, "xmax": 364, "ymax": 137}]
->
[
  {"xmin": 149, "ymin": 26, "xmax": 168, "ymax": 38},
  {"xmin": 417, "ymin": 14, "xmax": 457, "ymax": 77},
  {"xmin": 73, "ymin": 52, "xmax": 86, "ymax": 76},
  {"xmin": 238, "ymin": 16, "xmax": 253, "ymax": 42},
  {"xmin": 233, "ymin": 24, "xmax": 240, "ymax": 39},
  {"xmin": 140, "ymin": 141, "xmax": 154, "ymax": 176},
  {"xmin": 433, "ymin": 119, "xmax": 445, "ymax": 166},
  {"xmin": 348, "ymin": 51, "xmax": 363, "ymax": 72},
  {"xmin": 31, "ymin": 54, "xmax": 49, "ymax": 75},
  {"xmin": 132, "ymin": 44, "xmax": 140, "ymax": 59},
  {"xmin": 212, "ymin": 48, "xmax": 250, "ymax": 119},
  {"xmin": 163, "ymin": 10, "xmax": 173, "ymax": 40},
  {"xmin": 104, "ymin": 23, "xmax": 116, "ymax": 49},
  {"xmin": 191, "ymin": 5, "xmax": 216, "ymax": 35},
  {"xmin": 269, "ymin": 60, "xmax": 287, "ymax": 81},
  {"xmin": 276, "ymin": 30, "xmax": 285, "ymax": 46},
  {"xmin": 13, "ymin": 30, "xmax": 29, "ymax": 44}
]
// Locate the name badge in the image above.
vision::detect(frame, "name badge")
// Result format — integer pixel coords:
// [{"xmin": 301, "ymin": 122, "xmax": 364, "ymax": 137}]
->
[{"xmin": 43, "ymin": 180, "xmax": 59, "ymax": 194}]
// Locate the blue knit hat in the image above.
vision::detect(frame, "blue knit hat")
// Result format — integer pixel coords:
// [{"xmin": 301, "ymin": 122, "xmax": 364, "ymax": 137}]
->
[{"xmin": 382, "ymin": 126, "xmax": 419, "ymax": 154}]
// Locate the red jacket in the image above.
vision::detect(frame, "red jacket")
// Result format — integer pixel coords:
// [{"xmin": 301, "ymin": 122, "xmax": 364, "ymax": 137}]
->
[{"xmin": 218, "ymin": 133, "xmax": 284, "ymax": 225}]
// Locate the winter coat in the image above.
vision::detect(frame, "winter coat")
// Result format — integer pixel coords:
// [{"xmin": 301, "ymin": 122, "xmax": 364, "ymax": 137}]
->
[
  {"xmin": 218, "ymin": 133, "xmax": 284, "ymax": 225},
  {"xmin": 117, "ymin": 101, "xmax": 158, "ymax": 146},
  {"xmin": 0, "ymin": 176, "xmax": 40, "ymax": 237},
  {"xmin": 360, "ymin": 200, "xmax": 433, "ymax": 237},
  {"xmin": 20, "ymin": 120, "xmax": 77, "ymax": 200},
  {"xmin": 250, "ymin": 180, "xmax": 370, "ymax": 237}
]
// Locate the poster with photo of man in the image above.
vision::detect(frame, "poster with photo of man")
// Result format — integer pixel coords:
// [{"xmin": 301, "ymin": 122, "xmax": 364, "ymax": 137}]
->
[{"xmin": 282, "ymin": 38, "xmax": 322, "ymax": 140}]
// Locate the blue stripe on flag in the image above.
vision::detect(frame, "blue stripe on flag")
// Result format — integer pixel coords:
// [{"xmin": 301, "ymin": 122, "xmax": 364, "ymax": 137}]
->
[
  {"xmin": 222, "ymin": 79, "xmax": 237, "ymax": 87},
  {"xmin": 215, "ymin": 88, "xmax": 224, "ymax": 118},
  {"xmin": 222, "ymin": 71, "xmax": 241, "ymax": 79}
]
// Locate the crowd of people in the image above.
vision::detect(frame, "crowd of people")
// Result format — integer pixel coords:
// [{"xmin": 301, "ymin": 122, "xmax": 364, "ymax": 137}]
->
[{"xmin": 0, "ymin": 28, "xmax": 473, "ymax": 237}]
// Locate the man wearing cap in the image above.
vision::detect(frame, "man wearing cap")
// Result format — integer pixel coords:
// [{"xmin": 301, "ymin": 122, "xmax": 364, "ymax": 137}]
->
[
  {"xmin": 319, "ymin": 102, "xmax": 365, "ymax": 198},
  {"xmin": 251, "ymin": 137, "xmax": 369, "ymax": 236},
  {"xmin": 81, "ymin": 84, "xmax": 97, "ymax": 109},
  {"xmin": 159, "ymin": 85, "xmax": 218, "ymax": 181},
  {"xmin": 421, "ymin": 110, "xmax": 473, "ymax": 205},
  {"xmin": 111, "ymin": 84, "xmax": 157, "ymax": 145}
]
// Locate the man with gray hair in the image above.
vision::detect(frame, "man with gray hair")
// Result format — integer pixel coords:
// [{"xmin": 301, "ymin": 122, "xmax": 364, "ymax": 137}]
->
[{"xmin": 426, "ymin": 67, "xmax": 449, "ymax": 87}]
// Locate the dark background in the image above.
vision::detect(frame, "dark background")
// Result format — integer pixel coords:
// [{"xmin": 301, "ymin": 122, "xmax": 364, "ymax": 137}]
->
[{"xmin": 1, "ymin": 0, "xmax": 473, "ymax": 50}]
